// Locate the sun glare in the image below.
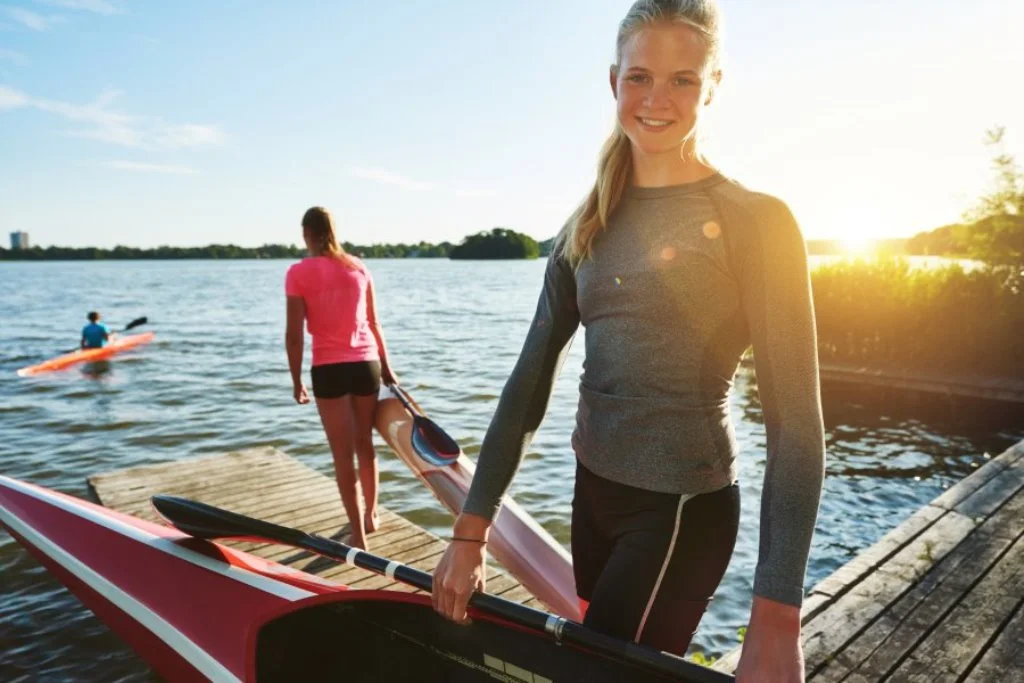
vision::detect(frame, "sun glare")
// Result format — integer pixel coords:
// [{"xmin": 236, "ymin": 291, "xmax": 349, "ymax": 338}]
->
[{"xmin": 840, "ymin": 237, "xmax": 875, "ymax": 255}]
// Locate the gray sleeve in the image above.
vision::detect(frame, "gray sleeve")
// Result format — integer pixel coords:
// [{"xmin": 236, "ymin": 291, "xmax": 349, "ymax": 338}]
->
[
  {"xmin": 462, "ymin": 250, "xmax": 581, "ymax": 521},
  {"xmin": 736, "ymin": 196, "xmax": 826, "ymax": 607}
]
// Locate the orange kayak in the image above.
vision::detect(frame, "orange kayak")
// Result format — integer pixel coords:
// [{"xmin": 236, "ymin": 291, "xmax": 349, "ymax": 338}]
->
[{"xmin": 16, "ymin": 332, "xmax": 156, "ymax": 377}]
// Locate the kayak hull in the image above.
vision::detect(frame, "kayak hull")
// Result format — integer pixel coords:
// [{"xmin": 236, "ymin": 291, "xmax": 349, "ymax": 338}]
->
[
  {"xmin": 374, "ymin": 386, "xmax": 581, "ymax": 620},
  {"xmin": 0, "ymin": 475, "xmax": 334, "ymax": 682},
  {"xmin": 17, "ymin": 331, "xmax": 156, "ymax": 377},
  {"xmin": 0, "ymin": 476, "xmax": 724, "ymax": 682}
]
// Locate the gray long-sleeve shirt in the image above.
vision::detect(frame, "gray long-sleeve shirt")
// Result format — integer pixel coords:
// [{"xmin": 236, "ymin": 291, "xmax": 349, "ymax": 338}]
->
[{"xmin": 463, "ymin": 173, "xmax": 826, "ymax": 607}]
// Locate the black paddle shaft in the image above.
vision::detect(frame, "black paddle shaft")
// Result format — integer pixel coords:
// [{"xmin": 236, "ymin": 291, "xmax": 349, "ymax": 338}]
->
[{"xmin": 150, "ymin": 495, "xmax": 734, "ymax": 683}]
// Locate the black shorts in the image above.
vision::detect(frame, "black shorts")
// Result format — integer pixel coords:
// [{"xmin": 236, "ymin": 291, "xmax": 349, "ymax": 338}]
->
[
  {"xmin": 571, "ymin": 460, "xmax": 740, "ymax": 656},
  {"xmin": 310, "ymin": 361, "xmax": 381, "ymax": 399}
]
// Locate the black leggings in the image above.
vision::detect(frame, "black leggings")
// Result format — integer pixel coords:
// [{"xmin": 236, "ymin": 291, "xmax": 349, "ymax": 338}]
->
[{"xmin": 571, "ymin": 460, "xmax": 740, "ymax": 655}]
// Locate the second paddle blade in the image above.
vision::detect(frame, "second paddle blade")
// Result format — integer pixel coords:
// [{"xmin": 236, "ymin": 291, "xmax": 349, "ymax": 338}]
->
[{"xmin": 152, "ymin": 495, "xmax": 306, "ymax": 546}]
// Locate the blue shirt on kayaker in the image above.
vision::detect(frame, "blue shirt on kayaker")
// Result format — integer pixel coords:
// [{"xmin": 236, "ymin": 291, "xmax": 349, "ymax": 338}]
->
[{"xmin": 81, "ymin": 312, "xmax": 110, "ymax": 349}]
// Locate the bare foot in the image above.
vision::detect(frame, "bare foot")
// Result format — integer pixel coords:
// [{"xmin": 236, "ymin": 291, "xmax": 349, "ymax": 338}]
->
[
  {"xmin": 350, "ymin": 528, "xmax": 369, "ymax": 551},
  {"xmin": 364, "ymin": 510, "xmax": 380, "ymax": 534}
]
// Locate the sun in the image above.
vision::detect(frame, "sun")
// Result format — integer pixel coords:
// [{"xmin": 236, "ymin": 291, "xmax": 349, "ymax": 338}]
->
[{"xmin": 839, "ymin": 236, "xmax": 875, "ymax": 255}]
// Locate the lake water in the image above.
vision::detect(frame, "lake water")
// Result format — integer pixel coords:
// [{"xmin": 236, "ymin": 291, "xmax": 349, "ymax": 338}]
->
[{"xmin": 1, "ymin": 259, "xmax": 1020, "ymax": 681}]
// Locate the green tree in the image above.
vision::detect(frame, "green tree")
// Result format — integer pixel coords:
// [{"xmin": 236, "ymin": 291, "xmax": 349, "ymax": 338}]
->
[
  {"xmin": 962, "ymin": 127, "xmax": 1024, "ymax": 265},
  {"xmin": 449, "ymin": 228, "xmax": 539, "ymax": 260}
]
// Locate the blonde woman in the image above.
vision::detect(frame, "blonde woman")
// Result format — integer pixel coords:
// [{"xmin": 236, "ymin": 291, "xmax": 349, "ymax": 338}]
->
[
  {"xmin": 432, "ymin": 1, "xmax": 824, "ymax": 681},
  {"xmin": 285, "ymin": 206, "xmax": 398, "ymax": 550}
]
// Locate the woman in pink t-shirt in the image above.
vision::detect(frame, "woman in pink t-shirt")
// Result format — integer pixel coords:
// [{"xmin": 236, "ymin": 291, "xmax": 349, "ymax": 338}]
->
[{"xmin": 285, "ymin": 206, "xmax": 397, "ymax": 550}]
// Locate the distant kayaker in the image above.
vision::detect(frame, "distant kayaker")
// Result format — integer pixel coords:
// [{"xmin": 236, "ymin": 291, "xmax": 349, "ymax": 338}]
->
[
  {"xmin": 81, "ymin": 311, "xmax": 112, "ymax": 349},
  {"xmin": 432, "ymin": 2, "xmax": 825, "ymax": 681},
  {"xmin": 285, "ymin": 206, "xmax": 398, "ymax": 551}
]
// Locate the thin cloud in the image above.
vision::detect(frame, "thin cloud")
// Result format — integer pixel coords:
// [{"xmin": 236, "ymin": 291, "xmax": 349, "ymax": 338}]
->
[
  {"xmin": 0, "ymin": 47, "xmax": 27, "ymax": 64},
  {"xmin": 454, "ymin": 188, "xmax": 497, "ymax": 199},
  {"xmin": 0, "ymin": 84, "xmax": 28, "ymax": 108},
  {"xmin": 36, "ymin": 0, "xmax": 120, "ymax": 14},
  {"xmin": 0, "ymin": 85, "xmax": 226, "ymax": 149},
  {"xmin": 6, "ymin": 7, "xmax": 61, "ymax": 31},
  {"xmin": 154, "ymin": 123, "xmax": 224, "ymax": 148},
  {"xmin": 347, "ymin": 166, "xmax": 434, "ymax": 191},
  {"xmin": 102, "ymin": 160, "xmax": 200, "ymax": 175}
]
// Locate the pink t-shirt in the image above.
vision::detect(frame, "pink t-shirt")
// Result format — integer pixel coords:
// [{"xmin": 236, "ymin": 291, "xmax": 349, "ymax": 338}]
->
[{"xmin": 285, "ymin": 255, "xmax": 380, "ymax": 366}]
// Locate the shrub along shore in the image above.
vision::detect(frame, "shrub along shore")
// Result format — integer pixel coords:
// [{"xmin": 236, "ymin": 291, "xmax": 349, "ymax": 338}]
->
[{"xmin": 811, "ymin": 258, "xmax": 1023, "ymax": 379}]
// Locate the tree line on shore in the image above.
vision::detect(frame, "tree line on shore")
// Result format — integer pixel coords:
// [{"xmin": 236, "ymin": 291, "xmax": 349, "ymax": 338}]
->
[{"xmin": 0, "ymin": 230, "xmax": 549, "ymax": 261}]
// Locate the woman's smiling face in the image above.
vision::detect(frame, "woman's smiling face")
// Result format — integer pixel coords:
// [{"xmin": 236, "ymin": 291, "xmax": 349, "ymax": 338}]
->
[{"xmin": 612, "ymin": 22, "xmax": 717, "ymax": 159}]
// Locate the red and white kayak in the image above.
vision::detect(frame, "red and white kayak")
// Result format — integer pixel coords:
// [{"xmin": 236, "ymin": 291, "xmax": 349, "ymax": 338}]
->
[
  {"xmin": 0, "ymin": 475, "xmax": 726, "ymax": 682},
  {"xmin": 16, "ymin": 332, "xmax": 156, "ymax": 377},
  {"xmin": 374, "ymin": 384, "xmax": 581, "ymax": 620}
]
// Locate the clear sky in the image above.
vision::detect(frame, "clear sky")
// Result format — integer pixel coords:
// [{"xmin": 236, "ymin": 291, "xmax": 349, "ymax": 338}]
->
[{"xmin": 1, "ymin": 0, "xmax": 1022, "ymax": 248}]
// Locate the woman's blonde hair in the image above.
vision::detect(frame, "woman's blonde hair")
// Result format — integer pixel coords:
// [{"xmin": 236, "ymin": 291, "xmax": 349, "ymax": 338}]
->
[
  {"xmin": 559, "ymin": 0, "xmax": 723, "ymax": 267},
  {"xmin": 302, "ymin": 206, "xmax": 353, "ymax": 265}
]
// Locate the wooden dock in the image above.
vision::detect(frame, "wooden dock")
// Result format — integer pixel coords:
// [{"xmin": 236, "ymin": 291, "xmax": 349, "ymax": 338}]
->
[
  {"xmin": 739, "ymin": 356, "xmax": 1024, "ymax": 406},
  {"xmin": 818, "ymin": 360, "xmax": 1024, "ymax": 406},
  {"xmin": 715, "ymin": 438, "xmax": 1024, "ymax": 681},
  {"xmin": 87, "ymin": 446, "xmax": 541, "ymax": 608}
]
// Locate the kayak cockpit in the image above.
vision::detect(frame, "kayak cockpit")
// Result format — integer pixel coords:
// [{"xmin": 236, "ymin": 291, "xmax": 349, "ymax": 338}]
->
[{"xmin": 250, "ymin": 592, "xmax": 684, "ymax": 682}]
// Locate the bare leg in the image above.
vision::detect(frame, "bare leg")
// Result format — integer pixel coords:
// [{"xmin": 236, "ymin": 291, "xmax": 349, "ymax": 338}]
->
[
  {"xmin": 351, "ymin": 392, "xmax": 380, "ymax": 534},
  {"xmin": 315, "ymin": 395, "xmax": 367, "ymax": 549}
]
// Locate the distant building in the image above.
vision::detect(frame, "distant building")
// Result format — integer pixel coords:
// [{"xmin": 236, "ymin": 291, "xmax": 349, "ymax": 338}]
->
[{"xmin": 10, "ymin": 231, "xmax": 30, "ymax": 250}]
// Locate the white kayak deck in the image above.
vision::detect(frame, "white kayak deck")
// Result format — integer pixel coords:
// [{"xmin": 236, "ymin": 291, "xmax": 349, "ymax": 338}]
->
[{"xmin": 87, "ymin": 447, "xmax": 542, "ymax": 608}]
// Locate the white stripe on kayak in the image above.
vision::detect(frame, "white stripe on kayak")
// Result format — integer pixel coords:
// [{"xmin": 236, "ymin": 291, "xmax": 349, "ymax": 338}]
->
[
  {"xmin": 384, "ymin": 560, "xmax": 400, "ymax": 579},
  {"xmin": 346, "ymin": 547, "xmax": 362, "ymax": 566},
  {"xmin": 0, "ymin": 476, "xmax": 314, "ymax": 602},
  {"xmin": 0, "ymin": 498, "xmax": 241, "ymax": 683}
]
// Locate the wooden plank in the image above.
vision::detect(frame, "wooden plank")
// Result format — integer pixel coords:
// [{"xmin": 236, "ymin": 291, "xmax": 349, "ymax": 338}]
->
[
  {"xmin": 800, "ymin": 592, "xmax": 832, "ymax": 622},
  {"xmin": 92, "ymin": 454, "xmax": 299, "ymax": 498},
  {"xmin": 810, "ymin": 506, "xmax": 1019, "ymax": 681},
  {"xmin": 811, "ymin": 504, "xmax": 944, "ymax": 599},
  {"xmin": 801, "ymin": 510, "xmax": 977, "ymax": 673},
  {"xmin": 88, "ymin": 448, "xmax": 290, "ymax": 492},
  {"xmin": 496, "ymin": 584, "xmax": 538, "ymax": 605},
  {"xmin": 97, "ymin": 462, "xmax": 321, "ymax": 509},
  {"xmin": 374, "ymin": 570, "xmax": 523, "ymax": 598},
  {"xmin": 109, "ymin": 476, "xmax": 341, "ymax": 527},
  {"xmin": 112, "ymin": 484, "xmax": 350, "ymax": 535},
  {"xmin": 962, "ymin": 602, "xmax": 1024, "ymax": 683},
  {"xmin": 90, "ymin": 448, "xmax": 535, "ymax": 609},
  {"xmin": 100, "ymin": 464, "xmax": 330, "ymax": 515},
  {"xmin": 256, "ymin": 517, "xmax": 416, "ymax": 562},
  {"xmin": 99, "ymin": 456, "xmax": 326, "ymax": 505},
  {"xmin": 814, "ymin": 361, "xmax": 1024, "ymax": 404},
  {"xmin": 932, "ymin": 443, "xmax": 1023, "ymax": 511},
  {"xmin": 955, "ymin": 457, "xmax": 1024, "ymax": 520},
  {"xmin": 886, "ymin": 537, "xmax": 1024, "ymax": 681}
]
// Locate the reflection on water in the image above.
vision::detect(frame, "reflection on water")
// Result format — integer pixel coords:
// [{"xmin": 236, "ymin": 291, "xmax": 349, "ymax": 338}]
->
[
  {"xmin": 79, "ymin": 360, "xmax": 113, "ymax": 380},
  {"xmin": 0, "ymin": 259, "xmax": 1020, "ymax": 679}
]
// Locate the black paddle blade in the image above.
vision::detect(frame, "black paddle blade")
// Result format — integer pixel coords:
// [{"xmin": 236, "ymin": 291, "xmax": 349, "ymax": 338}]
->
[
  {"xmin": 411, "ymin": 416, "xmax": 460, "ymax": 466},
  {"xmin": 123, "ymin": 316, "xmax": 148, "ymax": 331},
  {"xmin": 152, "ymin": 495, "xmax": 306, "ymax": 546}
]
